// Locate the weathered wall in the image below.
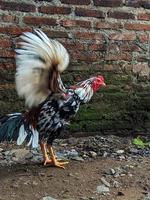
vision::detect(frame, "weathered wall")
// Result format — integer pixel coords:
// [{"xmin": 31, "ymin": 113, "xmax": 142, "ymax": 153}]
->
[{"xmin": 0, "ymin": 0, "xmax": 150, "ymax": 136}]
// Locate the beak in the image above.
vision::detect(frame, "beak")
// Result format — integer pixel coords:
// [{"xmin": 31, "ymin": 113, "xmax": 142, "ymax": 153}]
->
[{"xmin": 102, "ymin": 82, "xmax": 106, "ymax": 87}]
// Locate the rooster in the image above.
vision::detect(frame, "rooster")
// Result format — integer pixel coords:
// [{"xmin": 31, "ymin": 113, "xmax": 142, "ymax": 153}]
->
[{"xmin": 0, "ymin": 30, "xmax": 105, "ymax": 169}]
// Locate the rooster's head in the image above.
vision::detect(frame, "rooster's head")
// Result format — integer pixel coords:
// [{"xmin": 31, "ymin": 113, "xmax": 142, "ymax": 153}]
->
[{"xmin": 91, "ymin": 75, "xmax": 106, "ymax": 92}]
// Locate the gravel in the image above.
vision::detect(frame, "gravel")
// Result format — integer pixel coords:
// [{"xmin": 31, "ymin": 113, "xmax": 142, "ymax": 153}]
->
[{"xmin": 0, "ymin": 135, "xmax": 150, "ymax": 166}]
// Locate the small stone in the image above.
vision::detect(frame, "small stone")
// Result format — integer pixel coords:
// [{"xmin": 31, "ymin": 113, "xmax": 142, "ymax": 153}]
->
[
  {"xmin": 128, "ymin": 173, "xmax": 133, "ymax": 177},
  {"xmin": 97, "ymin": 185, "xmax": 110, "ymax": 194},
  {"xmin": 113, "ymin": 181, "xmax": 120, "ymax": 188},
  {"xmin": 103, "ymin": 152, "xmax": 108, "ymax": 157},
  {"xmin": 114, "ymin": 174, "xmax": 120, "ymax": 178},
  {"xmin": 82, "ymin": 154, "xmax": 89, "ymax": 159},
  {"xmin": 89, "ymin": 151, "xmax": 97, "ymax": 158},
  {"xmin": 3, "ymin": 151, "xmax": 11, "ymax": 156},
  {"xmin": 23, "ymin": 180, "xmax": 30, "ymax": 185},
  {"xmin": 32, "ymin": 181, "xmax": 38, "ymax": 186},
  {"xmin": 60, "ymin": 143, "xmax": 68, "ymax": 147},
  {"xmin": 104, "ymin": 169, "xmax": 114, "ymax": 175},
  {"xmin": 12, "ymin": 157, "xmax": 19, "ymax": 162},
  {"xmin": 120, "ymin": 174, "xmax": 126, "ymax": 177},
  {"xmin": 0, "ymin": 153, "xmax": 3, "ymax": 159},
  {"xmin": 116, "ymin": 150, "xmax": 124, "ymax": 154},
  {"xmin": 144, "ymin": 197, "xmax": 150, "ymax": 200},
  {"xmin": 100, "ymin": 177, "xmax": 110, "ymax": 187},
  {"xmin": 119, "ymin": 155, "xmax": 126, "ymax": 160},
  {"xmin": 129, "ymin": 148, "xmax": 139, "ymax": 154},
  {"xmin": 11, "ymin": 149, "xmax": 30, "ymax": 160},
  {"xmin": 72, "ymin": 156, "xmax": 84, "ymax": 162},
  {"xmin": 0, "ymin": 148, "xmax": 3, "ymax": 152}
]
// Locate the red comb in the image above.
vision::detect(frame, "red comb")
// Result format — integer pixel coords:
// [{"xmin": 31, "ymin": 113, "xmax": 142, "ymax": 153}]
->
[{"xmin": 92, "ymin": 75, "xmax": 105, "ymax": 92}]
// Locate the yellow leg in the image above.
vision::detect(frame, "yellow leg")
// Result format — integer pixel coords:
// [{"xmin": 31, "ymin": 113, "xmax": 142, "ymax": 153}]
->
[
  {"xmin": 47, "ymin": 145, "xmax": 69, "ymax": 169},
  {"xmin": 40, "ymin": 142, "xmax": 52, "ymax": 166}
]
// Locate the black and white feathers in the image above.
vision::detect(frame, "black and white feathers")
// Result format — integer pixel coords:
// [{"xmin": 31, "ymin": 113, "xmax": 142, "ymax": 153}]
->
[
  {"xmin": 15, "ymin": 29, "xmax": 69, "ymax": 108},
  {"xmin": 0, "ymin": 29, "xmax": 101, "ymax": 148}
]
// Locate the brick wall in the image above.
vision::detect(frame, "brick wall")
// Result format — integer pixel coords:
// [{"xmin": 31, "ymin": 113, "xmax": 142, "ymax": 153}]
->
[{"xmin": 0, "ymin": 0, "xmax": 150, "ymax": 136}]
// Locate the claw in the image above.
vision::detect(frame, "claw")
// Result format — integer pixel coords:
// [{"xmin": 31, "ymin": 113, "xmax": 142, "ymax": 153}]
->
[
  {"xmin": 43, "ymin": 159, "xmax": 52, "ymax": 166},
  {"xmin": 44, "ymin": 159, "xmax": 69, "ymax": 169},
  {"xmin": 40, "ymin": 143, "xmax": 69, "ymax": 169},
  {"xmin": 54, "ymin": 160, "xmax": 69, "ymax": 169}
]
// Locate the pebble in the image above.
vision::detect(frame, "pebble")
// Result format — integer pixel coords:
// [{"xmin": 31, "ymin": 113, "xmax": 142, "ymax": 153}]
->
[
  {"xmin": 145, "ymin": 197, "xmax": 150, "ymax": 200},
  {"xmin": 32, "ymin": 181, "xmax": 38, "ymax": 186},
  {"xmin": 97, "ymin": 184, "xmax": 110, "ymax": 194},
  {"xmin": 89, "ymin": 151, "xmax": 97, "ymax": 158},
  {"xmin": 103, "ymin": 152, "xmax": 108, "ymax": 157},
  {"xmin": 72, "ymin": 156, "xmax": 84, "ymax": 162},
  {"xmin": 105, "ymin": 168, "xmax": 116, "ymax": 176},
  {"xmin": 0, "ymin": 134, "xmax": 149, "ymax": 168},
  {"xmin": 119, "ymin": 155, "xmax": 126, "ymax": 160},
  {"xmin": 113, "ymin": 181, "xmax": 120, "ymax": 188},
  {"xmin": 100, "ymin": 177, "xmax": 110, "ymax": 187},
  {"xmin": 116, "ymin": 150, "xmax": 124, "ymax": 154}
]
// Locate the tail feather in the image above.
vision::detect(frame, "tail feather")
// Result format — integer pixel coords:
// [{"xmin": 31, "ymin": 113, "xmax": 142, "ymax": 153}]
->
[
  {"xmin": 0, "ymin": 115, "xmax": 21, "ymax": 142},
  {"xmin": 0, "ymin": 113, "xmax": 39, "ymax": 148},
  {"xmin": 15, "ymin": 29, "xmax": 69, "ymax": 108}
]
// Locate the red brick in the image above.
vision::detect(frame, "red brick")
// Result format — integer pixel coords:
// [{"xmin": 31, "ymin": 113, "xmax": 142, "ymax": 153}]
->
[
  {"xmin": 0, "ymin": 1, "xmax": 36, "ymax": 12},
  {"xmin": 137, "ymin": 13, "xmax": 150, "ymax": 21},
  {"xmin": 133, "ymin": 63, "xmax": 149, "ymax": 75},
  {"xmin": 119, "ymin": 44, "xmax": 141, "ymax": 52},
  {"xmin": 124, "ymin": 23, "xmax": 150, "ymax": 31},
  {"xmin": 60, "ymin": 0, "xmax": 90, "ymax": 5},
  {"xmin": 103, "ymin": 64, "xmax": 121, "ymax": 72},
  {"xmin": 60, "ymin": 19, "xmax": 91, "ymax": 28},
  {"xmin": 109, "ymin": 33, "xmax": 136, "ymax": 41},
  {"xmin": 71, "ymin": 51, "xmax": 100, "ymax": 62},
  {"xmin": 75, "ymin": 8, "xmax": 104, "ymax": 18},
  {"xmin": 108, "ymin": 11, "xmax": 135, "ymax": 19},
  {"xmin": 94, "ymin": 0, "xmax": 123, "ymax": 7},
  {"xmin": 62, "ymin": 42, "xmax": 86, "ymax": 51},
  {"xmin": 0, "ymin": 40, "xmax": 12, "ymax": 48},
  {"xmin": 138, "ymin": 34, "xmax": 149, "ymax": 42},
  {"xmin": 137, "ymin": 55, "xmax": 148, "ymax": 62},
  {"xmin": 95, "ymin": 22, "xmax": 123, "ymax": 29},
  {"xmin": 39, "ymin": 6, "xmax": 71, "ymax": 15},
  {"xmin": 43, "ymin": 30, "xmax": 69, "ymax": 38},
  {"xmin": 0, "ymin": 62, "xmax": 15, "ymax": 69},
  {"xmin": 125, "ymin": 0, "xmax": 141, "ymax": 7},
  {"xmin": 23, "ymin": 16, "xmax": 57, "ymax": 26},
  {"xmin": 0, "ymin": 26, "xmax": 32, "ymax": 36},
  {"xmin": 105, "ymin": 53, "xmax": 132, "ymax": 61},
  {"xmin": 0, "ymin": 83, "xmax": 15, "ymax": 90},
  {"xmin": 0, "ymin": 50, "xmax": 15, "ymax": 58},
  {"xmin": 1, "ymin": 14, "xmax": 19, "ymax": 23},
  {"xmin": 107, "ymin": 43, "xmax": 118, "ymax": 52},
  {"xmin": 88, "ymin": 44, "xmax": 106, "ymax": 51},
  {"xmin": 75, "ymin": 32, "xmax": 103, "ymax": 40}
]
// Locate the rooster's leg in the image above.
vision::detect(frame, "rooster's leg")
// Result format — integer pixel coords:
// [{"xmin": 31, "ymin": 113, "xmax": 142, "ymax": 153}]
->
[
  {"xmin": 40, "ymin": 143, "xmax": 52, "ymax": 165},
  {"xmin": 47, "ymin": 145, "xmax": 69, "ymax": 169}
]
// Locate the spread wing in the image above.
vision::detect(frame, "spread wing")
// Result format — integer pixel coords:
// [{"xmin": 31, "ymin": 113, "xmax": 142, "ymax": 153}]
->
[{"xmin": 15, "ymin": 29, "xmax": 69, "ymax": 108}]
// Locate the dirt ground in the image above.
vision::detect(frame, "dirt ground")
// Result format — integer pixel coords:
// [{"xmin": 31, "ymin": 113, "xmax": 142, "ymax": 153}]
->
[{"xmin": 0, "ymin": 157, "xmax": 150, "ymax": 200}]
